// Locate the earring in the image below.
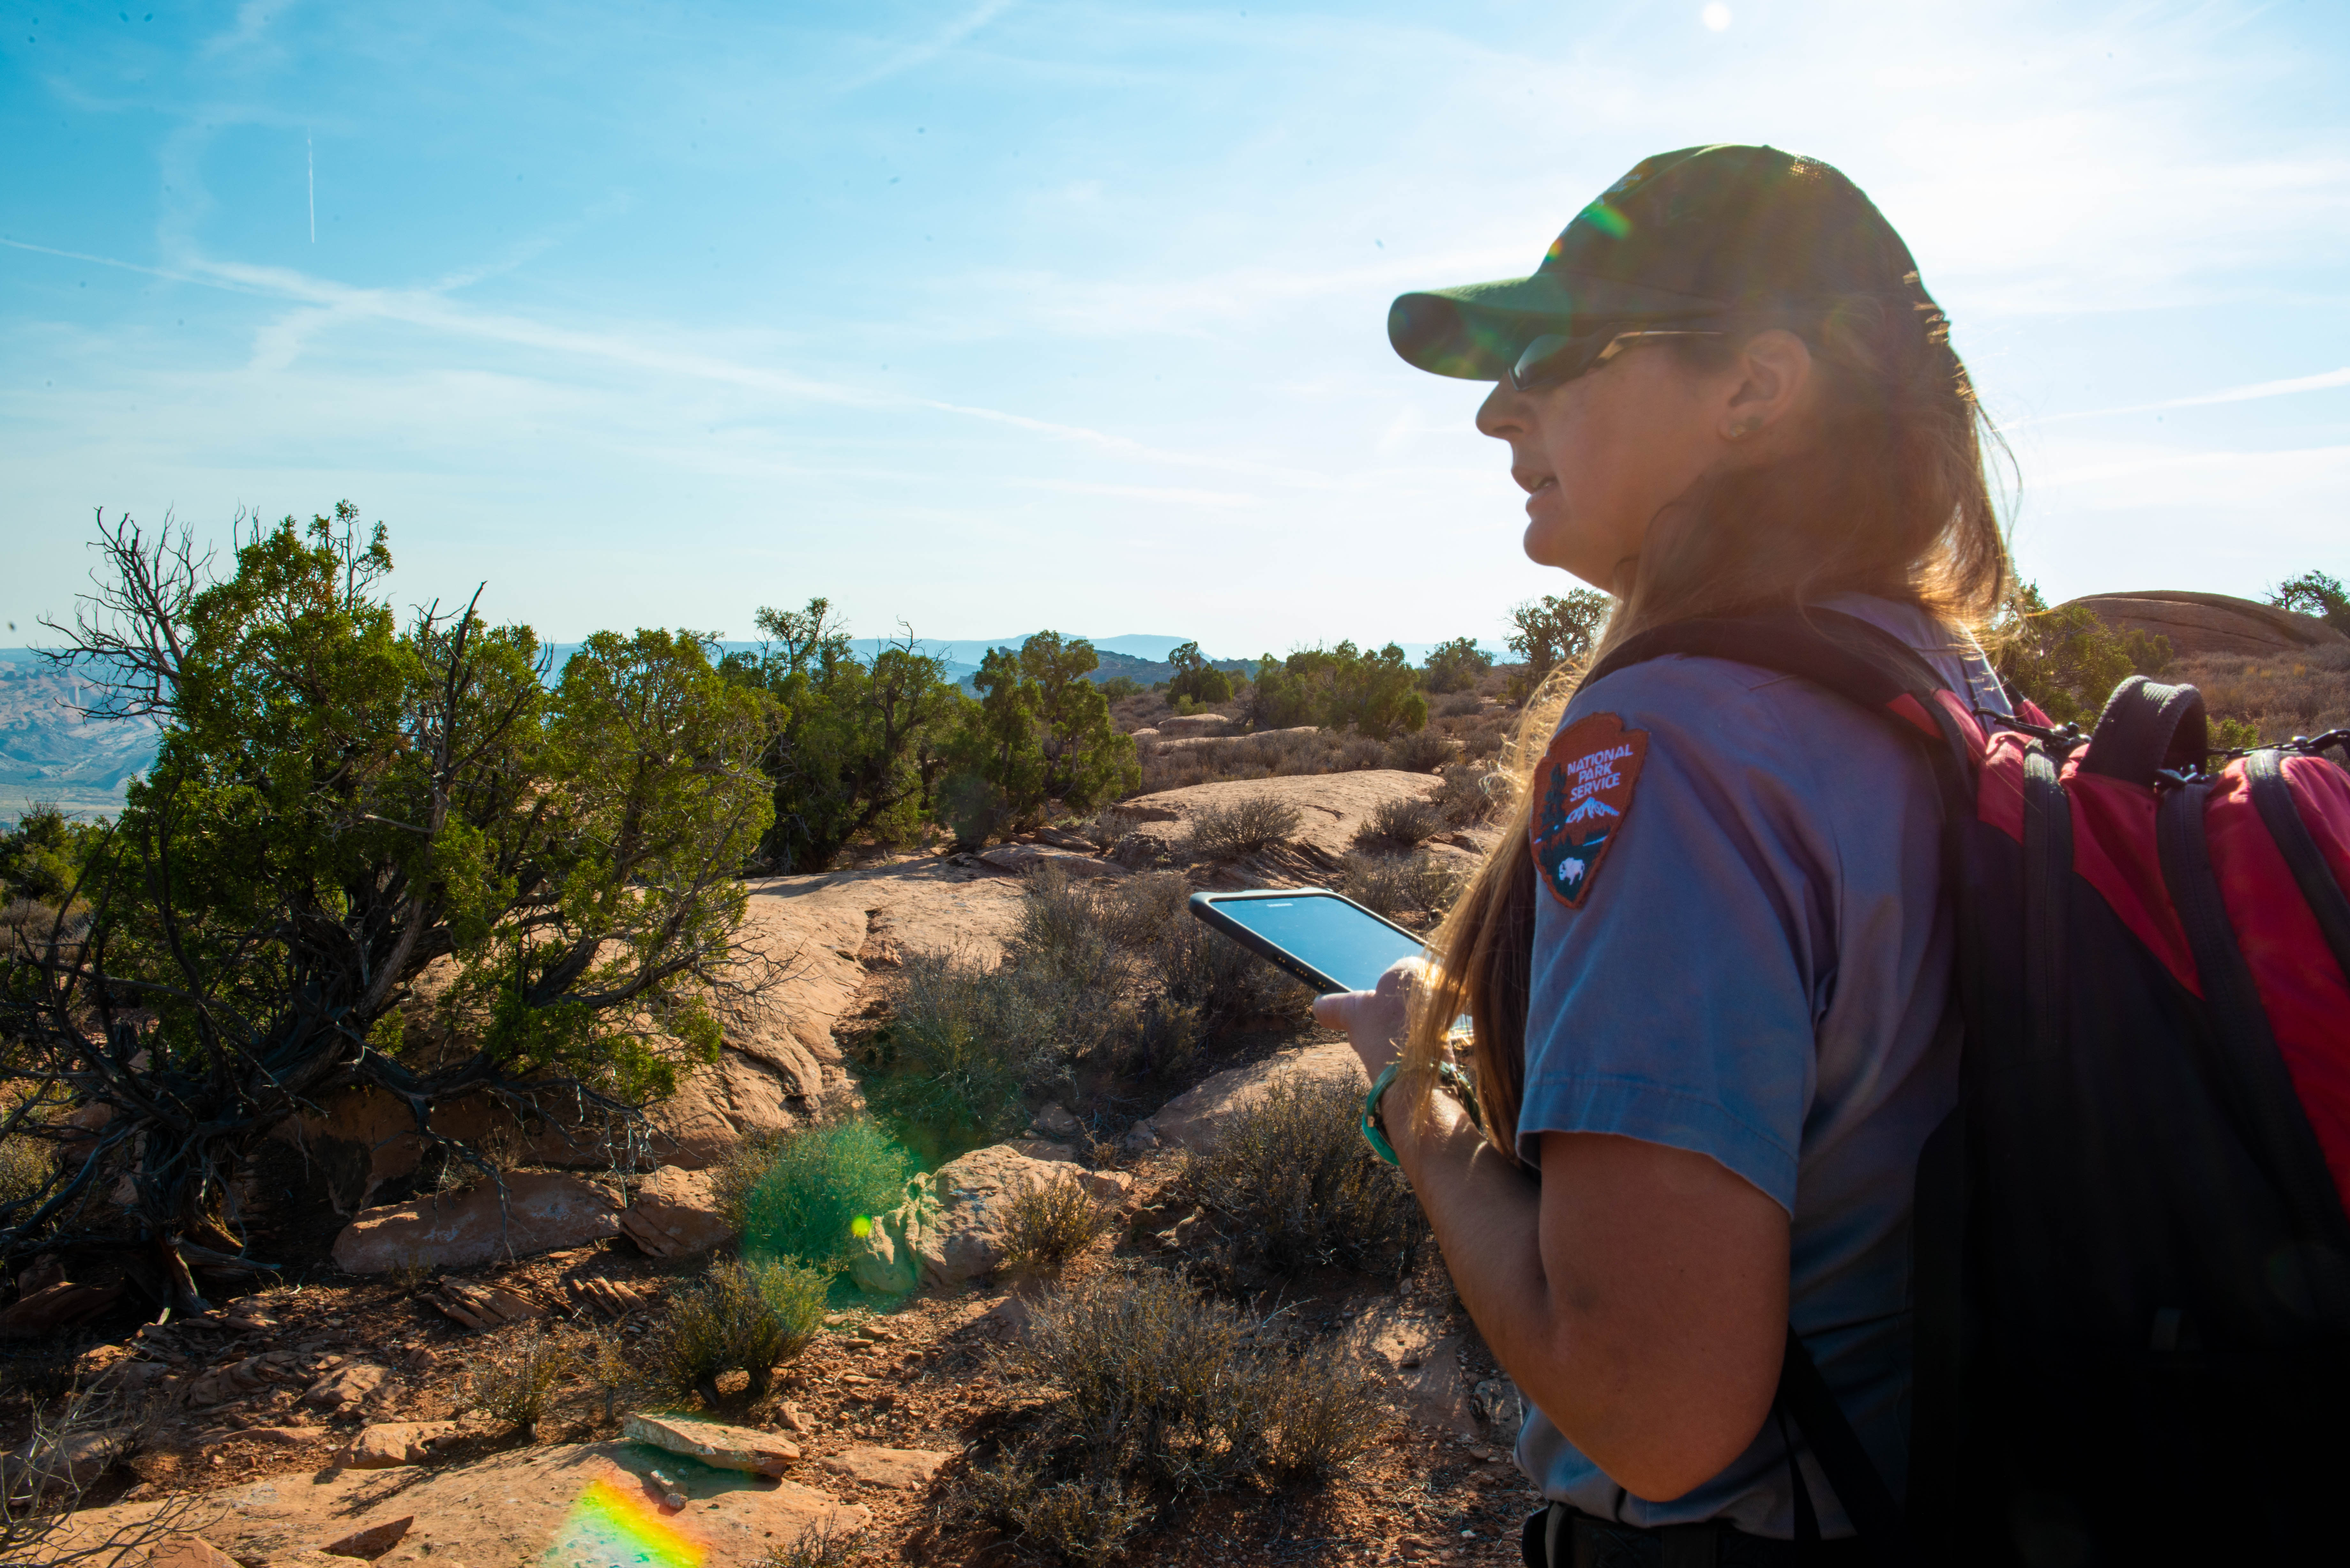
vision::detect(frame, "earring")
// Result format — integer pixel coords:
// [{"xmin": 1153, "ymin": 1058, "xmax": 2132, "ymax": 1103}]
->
[{"xmin": 1728, "ymin": 416, "xmax": 1764, "ymax": 440}]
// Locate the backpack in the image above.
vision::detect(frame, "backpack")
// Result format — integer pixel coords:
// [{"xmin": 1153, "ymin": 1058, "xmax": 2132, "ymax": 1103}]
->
[{"xmin": 1585, "ymin": 607, "xmax": 2350, "ymax": 1565}]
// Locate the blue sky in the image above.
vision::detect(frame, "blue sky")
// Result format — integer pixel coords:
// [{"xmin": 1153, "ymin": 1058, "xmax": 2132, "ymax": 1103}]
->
[{"xmin": 4, "ymin": 0, "xmax": 2346, "ymax": 658}]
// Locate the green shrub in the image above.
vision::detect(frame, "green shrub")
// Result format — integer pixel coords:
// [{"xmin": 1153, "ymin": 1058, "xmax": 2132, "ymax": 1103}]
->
[
  {"xmin": 1179, "ymin": 1075, "xmax": 1427, "ymax": 1278},
  {"xmin": 469, "ymin": 1326, "xmax": 573, "ymax": 1438},
  {"xmin": 649, "ymin": 1256, "xmax": 828, "ymax": 1408},
  {"xmin": 861, "ymin": 951, "xmax": 1090, "ymax": 1162},
  {"xmin": 1184, "ymin": 796, "xmax": 1301, "ymax": 860},
  {"xmin": 717, "ymin": 599, "xmax": 965, "ymax": 873},
  {"xmin": 936, "ymin": 634, "xmax": 1140, "ymax": 845},
  {"xmin": 734, "ymin": 1118, "xmax": 915, "ymax": 1270},
  {"xmin": 999, "ymin": 1174, "xmax": 1109, "ymax": 1274},
  {"xmin": 1164, "ymin": 641, "xmax": 1235, "ymax": 707},
  {"xmin": 1436, "ymin": 689, "xmax": 1483, "ymax": 718},
  {"xmin": 2270, "ymin": 569, "xmax": 2350, "ymax": 636},
  {"xmin": 1988, "ymin": 581, "xmax": 2174, "ymax": 726},
  {"xmin": 1418, "ymin": 636, "xmax": 1495, "ymax": 695},
  {"xmin": 1246, "ymin": 643, "xmax": 1428, "ymax": 739}
]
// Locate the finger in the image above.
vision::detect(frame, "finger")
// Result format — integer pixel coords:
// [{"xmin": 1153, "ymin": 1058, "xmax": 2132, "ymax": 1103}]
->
[{"xmin": 1312, "ymin": 991, "xmax": 1360, "ymax": 1029}]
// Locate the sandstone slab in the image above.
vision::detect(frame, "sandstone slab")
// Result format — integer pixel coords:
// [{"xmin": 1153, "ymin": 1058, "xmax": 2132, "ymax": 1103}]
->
[
  {"xmin": 1124, "ymin": 1039, "xmax": 1366, "ymax": 1153},
  {"xmin": 430, "ymin": 1279, "xmax": 548, "ymax": 1331},
  {"xmin": 816, "ymin": 1444, "xmax": 951, "ymax": 1490},
  {"xmin": 1117, "ymin": 771, "xmax": 1445, "ymax": 862},
  {"xmin": 618, "ymin": 1165, "xmax": 731, "ymax": 1259},
  {"xmin": 54, "ymin": 1441, "xmax": 868, "ymax": 1568},
  {"xmin": 2066, "ymin": 590, "xmax": 2349, "ymax": 658},
  {"xmin": 623, "ymin": 1413, "xmax": 801, "ymax": 1475},
  {"xmin": 974, "ymin": 844, "xmax": 1128, "ymax": 879},
  {"xmin": 330, "ymin": 1172, "xmax": 619, "ymax": 1274},
  {"xmin": 147, "ymin": 1538, "xmax": 241, "ymax": 1568},
  {"xmin": 335, "ymin": 1421, "xmax": 459, "ymax": 1470}
]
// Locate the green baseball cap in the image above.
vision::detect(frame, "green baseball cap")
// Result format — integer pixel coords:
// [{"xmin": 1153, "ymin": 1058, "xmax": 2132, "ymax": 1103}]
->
[{"xmin": 1388, "ymin": 144, "xmax": 1925, "ymax": 380}]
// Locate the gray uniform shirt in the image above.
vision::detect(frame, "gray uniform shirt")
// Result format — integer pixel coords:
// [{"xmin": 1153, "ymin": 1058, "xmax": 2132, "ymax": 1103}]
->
[{"xmin": 1513, "ymin": 594, "xmax": 2009, "ymax": 1538}]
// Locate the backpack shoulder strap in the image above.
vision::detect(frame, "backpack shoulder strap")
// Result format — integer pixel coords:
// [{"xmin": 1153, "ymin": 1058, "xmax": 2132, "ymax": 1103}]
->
[{"xmin": 1581, "ymin": 607, "xmax": 1980, "ymax": 810}]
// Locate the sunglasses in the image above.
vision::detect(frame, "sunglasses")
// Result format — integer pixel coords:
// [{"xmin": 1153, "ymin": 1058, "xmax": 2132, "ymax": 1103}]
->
[{"xmin": 1506, "ymin": 327, "xmax": 1725, "ymax": 393}]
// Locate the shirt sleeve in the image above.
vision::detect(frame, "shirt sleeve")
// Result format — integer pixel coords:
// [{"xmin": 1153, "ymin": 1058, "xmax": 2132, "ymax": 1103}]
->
[{"xmin": 1516, "ymin": 657, "xmax": 1840, "ymax": 1213}]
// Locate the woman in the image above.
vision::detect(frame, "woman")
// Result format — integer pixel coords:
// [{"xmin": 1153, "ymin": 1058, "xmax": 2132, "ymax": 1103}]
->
[{"xmin": 1318, "ymin": 144, "xmax": 2010, "ymax": 1563}]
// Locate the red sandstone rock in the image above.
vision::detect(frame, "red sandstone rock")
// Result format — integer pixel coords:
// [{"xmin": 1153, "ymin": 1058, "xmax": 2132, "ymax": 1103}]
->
[{"xmin": 330, "ymin": 1172, "xmax": 619, "ymax": 1273}]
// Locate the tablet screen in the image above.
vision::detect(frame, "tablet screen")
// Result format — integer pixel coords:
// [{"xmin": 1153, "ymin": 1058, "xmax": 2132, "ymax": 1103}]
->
[{"xmin": 1206, "ymin": 892, "xmax": 1426, "ymax": 994}]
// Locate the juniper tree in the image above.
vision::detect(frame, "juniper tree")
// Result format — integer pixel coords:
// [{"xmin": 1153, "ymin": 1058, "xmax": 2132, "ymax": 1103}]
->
[{"xmin": 0, "ymin": 506, "xmax": 779, "ymax": 1309}]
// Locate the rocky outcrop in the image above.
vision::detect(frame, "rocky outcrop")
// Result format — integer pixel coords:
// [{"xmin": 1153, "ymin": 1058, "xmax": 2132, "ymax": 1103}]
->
[
  {"xmin": 1115, "ymin": 770, "xmax": 1447, "ymax": 862},
  {"xmin": 974, "ymin": 843, "xmax": 1128, "ymax": 878},
  {"xmin": 2064, "ymin": 590, "xmax": 2348, "ymax": 659},
  {"xmin": 1123, "ymin": 1040, "xmax": 1366, "ymax": 1154},
  {"xmin": 617, "ymin": 1165, "xmax": 730, "ymax": 1258},
  {"xmin": 330, "ymin": 1172, "xmax": 620, "ymax": 1274},
  {"xmin": 335, "ymin": 1421, "xmax": 459, "ymax": 1469},
  {"xmin": 622, "ymin": 1413, "xmax": 801, "ymax": 1476},
  {"xmin": 913, "ymin": 1143, "xmax": 1086, "ymax": 1290}
]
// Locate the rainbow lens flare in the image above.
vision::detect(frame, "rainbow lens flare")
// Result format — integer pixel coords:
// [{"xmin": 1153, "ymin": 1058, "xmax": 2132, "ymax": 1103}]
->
[
  {"xmin": 1580, "ymin": 202, "xmax": 1632, "ymax": 239},
  {"xmin": 544, "ymin": 1477, "xmax": 705, "ymax": 1568}
]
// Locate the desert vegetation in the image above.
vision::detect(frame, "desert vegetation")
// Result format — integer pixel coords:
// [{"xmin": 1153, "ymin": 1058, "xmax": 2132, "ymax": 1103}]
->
[{"xmin": 856, "ymin": 865, "xmax": 1308, "ymax": 1161}]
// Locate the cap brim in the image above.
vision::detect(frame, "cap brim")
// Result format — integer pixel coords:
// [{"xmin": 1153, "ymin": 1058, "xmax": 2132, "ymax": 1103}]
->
[{"xmin": 1388, "ymin": 272, "xmax": 1729, "ymax": 379}]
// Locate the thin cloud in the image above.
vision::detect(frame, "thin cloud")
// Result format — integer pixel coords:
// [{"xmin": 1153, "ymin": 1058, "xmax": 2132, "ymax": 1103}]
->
[
  {"xmin": 2021, "ymin": 367, "xmax": 2350, "ymax": 427},
  {"xmin": 834, "ymin": 0, "xmax": 1015, "ymax": 93}
]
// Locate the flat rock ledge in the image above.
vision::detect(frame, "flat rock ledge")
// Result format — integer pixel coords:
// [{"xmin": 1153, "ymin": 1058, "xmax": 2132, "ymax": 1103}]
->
[
  {"xmin": 623, "ymin": 1412, "xmax": 802, "ymax": 1476},
  {"xmin": 331, "ymin": 1171, "xmax": 621, "ymax": 1274},
  {"xmin": 817, "ymin": 1444, "xmax": 952, "ymax": 1490}
]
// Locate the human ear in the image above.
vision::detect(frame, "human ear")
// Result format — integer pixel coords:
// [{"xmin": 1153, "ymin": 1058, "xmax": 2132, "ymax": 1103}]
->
[{"xmin": 1717, "ymin": 329, "xmax": 1812, "ymax": 443}]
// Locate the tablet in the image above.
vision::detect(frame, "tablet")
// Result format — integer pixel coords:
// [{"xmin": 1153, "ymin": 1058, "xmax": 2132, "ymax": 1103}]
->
[{"xmin": 1188, "ymin": 887, "xmax": 1427, "ymax": 995}]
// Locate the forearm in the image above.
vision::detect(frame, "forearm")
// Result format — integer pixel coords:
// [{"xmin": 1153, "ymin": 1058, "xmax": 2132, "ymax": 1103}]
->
[
  {"xmin": 1386, "ymin": 1096, "xmax": 1583, "ymax": 1447},
  {"xmin": 1389, "ymin": 1101, "xmax": 1787, "ymax": 1499}
]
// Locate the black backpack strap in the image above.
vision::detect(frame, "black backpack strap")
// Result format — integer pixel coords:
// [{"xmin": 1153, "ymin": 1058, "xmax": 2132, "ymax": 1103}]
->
[
  {"xmin": 1777, "ymin": 1328, "xmax": 1909, "ymax": 1564},
  {"xmin": 1583, "ymin": 607, "xmax": 1979, "ymax": 817},
  {"xmin": 2157, "ymin": 779, "xmax": 2350, "ymax": 1259},
  {"xmin": 2081, "ymin": 675, "xmax": 2207, "ymax": 787},
  {"xmin": 2244, "ymin": 749, "xmax": 2350, "ymax": 991}
]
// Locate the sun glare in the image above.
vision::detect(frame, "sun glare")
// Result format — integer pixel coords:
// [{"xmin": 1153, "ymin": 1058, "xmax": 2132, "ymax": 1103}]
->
[{"xmin": 1701, "ymin": 4, "xmax": 1732, "ymax": 31}]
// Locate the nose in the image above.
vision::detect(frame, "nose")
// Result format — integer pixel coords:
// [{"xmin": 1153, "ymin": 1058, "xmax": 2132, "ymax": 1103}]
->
[{"xmin": 1475, "ymin": 381, "xmax": 1526, "ymax": 440}]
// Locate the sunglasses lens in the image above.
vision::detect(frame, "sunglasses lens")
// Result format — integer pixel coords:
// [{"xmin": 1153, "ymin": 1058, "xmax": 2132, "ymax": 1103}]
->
[{"xmin": 1511, "ymin": 333, "xmax": 1583, "ymax": 390}]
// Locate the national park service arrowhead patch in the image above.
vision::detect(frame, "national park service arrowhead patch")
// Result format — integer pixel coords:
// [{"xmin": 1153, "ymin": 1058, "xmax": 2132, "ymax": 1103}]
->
[{"xmin": 1529, "ymin": 712, "xmax": 1649, "ymax": 909}]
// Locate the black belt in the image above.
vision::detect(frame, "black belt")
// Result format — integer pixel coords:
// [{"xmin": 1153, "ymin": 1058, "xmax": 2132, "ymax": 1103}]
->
[{"xmin": 1520, "ymin": 1504, "xmax": 1874, "ymax": 1568}]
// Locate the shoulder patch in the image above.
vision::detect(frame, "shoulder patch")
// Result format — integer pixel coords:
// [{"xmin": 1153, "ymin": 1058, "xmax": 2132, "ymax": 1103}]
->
[{"xmin": 1529, "ymin": 711, "xmax": 1649, "ymax": 909}]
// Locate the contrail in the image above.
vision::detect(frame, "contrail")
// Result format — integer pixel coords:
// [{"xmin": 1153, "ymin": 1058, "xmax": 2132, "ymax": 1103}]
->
[{"xmin": 307, "ymin": 131, "xmax": 315, "ymax": 244}]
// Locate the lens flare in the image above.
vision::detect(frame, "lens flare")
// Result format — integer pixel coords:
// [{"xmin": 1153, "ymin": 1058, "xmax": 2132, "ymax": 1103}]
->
[
  {"xmin": 1579, "ymin": 203, "xmax": 1632, "ymax": 240},
  {"xmin": 851, "ymin": 1214, "xmax": 874, "ymax": 1238},
  {"xmin": 1701, "ymin": 4, "xmax": 1732, "ymax": 30},
  {"xmin": 545, "ymin": 1476, "xmax": 706, "ymax": 1568}
]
